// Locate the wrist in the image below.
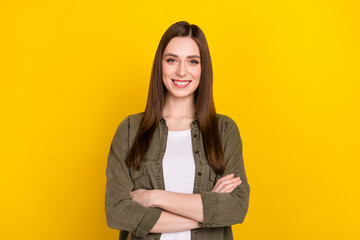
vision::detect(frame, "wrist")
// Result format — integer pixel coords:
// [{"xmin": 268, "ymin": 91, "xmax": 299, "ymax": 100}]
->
[{"xmin": 151, "ymin": 189, "xmax": 163, "ymax": 208}]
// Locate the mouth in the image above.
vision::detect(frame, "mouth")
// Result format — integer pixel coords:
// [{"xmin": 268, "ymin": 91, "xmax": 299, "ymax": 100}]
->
[{"xmin": 171, "ymin": 79, "xmax": 192, "ymax": 88}]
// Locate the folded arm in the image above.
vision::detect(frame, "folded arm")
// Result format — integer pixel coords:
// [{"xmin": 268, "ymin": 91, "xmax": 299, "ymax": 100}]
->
[
  {"xmin": 152, "ymin": 190, "xmax": 204, "ymax": 222},
  {"xmin": 140, "ymin": 116, "xmax": 250, "ymax": 229},
  {"xmin": 149, "ymin": 210, "xmax": 201, "ymax": 233},
  {"xmin": 106, "ymin": 115, "xmax": 249, "ymax": 236},
  {"xmin": 132, "ymin": 172, "xmax": 243, "ymax": 224}
]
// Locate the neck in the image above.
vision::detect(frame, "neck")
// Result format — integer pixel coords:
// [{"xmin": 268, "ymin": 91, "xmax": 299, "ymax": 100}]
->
[{"xmin": 163, "ymin": 92, "xmax": 196, "ymax": 120}]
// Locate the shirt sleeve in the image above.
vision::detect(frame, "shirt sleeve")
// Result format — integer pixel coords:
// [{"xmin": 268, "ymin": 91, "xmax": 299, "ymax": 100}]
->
[
  {"xmin": 105, "ymin": 116, "xmax": 162, "ymax": 238},
  {"xmin": 198, "ymin": 116, "xmax": 250, "ymax": 228}
]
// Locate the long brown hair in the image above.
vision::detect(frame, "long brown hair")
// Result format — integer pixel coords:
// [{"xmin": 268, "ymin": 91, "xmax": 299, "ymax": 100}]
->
[{"xmin": 127, "ymin": 21, "xmax": 225, "ymax": 175}]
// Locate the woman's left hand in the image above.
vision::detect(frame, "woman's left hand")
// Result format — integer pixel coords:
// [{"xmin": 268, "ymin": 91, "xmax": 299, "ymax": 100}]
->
[{"xmin": 130, "ymin": 189, "xmax": 155, "ymax": 208}]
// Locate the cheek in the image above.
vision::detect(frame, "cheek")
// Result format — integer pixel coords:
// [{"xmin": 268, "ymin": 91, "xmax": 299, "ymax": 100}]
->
[
  {"xmin": 191, "ymin": 67, "xmax": 201, "ymax": 80},
  {"xmin": 162, "ymin": 63, "xmax": 173, "ymax": 78}
]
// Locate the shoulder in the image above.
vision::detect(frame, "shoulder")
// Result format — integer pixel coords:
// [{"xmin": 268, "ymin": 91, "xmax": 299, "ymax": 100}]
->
[
  {"xmin": 122, "ymin": 111, "xmax": 144, "ymax": 124},
  {"xmin": 216, "ymin": 113, "xmax": 239, "ymax": 130},
  {"xmin": 216, "ymin": 113, "xmax": 242, "ymax": 141},
  {"xmin": 116, "ymin": 112, "xmax": 144, "ymax": 132},
  {"xmin": 216, "ymin": 113, "xmax": 231, "ymax": 123},
  {"xmin": 128, "ymin": 112, "xmax": 144, "ymax": 125}
]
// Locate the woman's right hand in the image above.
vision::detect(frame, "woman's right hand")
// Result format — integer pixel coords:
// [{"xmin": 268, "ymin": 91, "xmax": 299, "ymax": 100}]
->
[{"xmin": 211, "ymin": 173, "xmax": 242, "ymax": 193}]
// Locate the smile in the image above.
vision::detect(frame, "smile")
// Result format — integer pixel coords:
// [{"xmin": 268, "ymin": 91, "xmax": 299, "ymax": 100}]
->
[{"xmin": 171, "ymin": 79, "xmax": 192, "ymax": 88}]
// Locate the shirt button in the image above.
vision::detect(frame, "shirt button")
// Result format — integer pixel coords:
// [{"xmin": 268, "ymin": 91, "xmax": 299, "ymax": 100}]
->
[
  {"xmin": 198, "ymin": 172, "xmax": 202, "ymax": 176},
  {"xmin": 195, "ymin": 150, "xmax": 199, "ymax": 154},
  {"xmin": 193, "ymin": 133, "xmax": 197, "ymax": 137}
]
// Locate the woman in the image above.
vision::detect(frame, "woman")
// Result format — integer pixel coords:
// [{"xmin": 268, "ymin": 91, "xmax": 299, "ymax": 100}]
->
[{"xmin": 105, "ymin": 21, "xmax": 250, "ymax": 240}]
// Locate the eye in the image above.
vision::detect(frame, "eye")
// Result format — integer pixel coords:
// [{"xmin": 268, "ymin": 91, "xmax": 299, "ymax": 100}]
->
[
  {"xmin": 190, "ymin": 60, "xmax": 199, "ymax": 64},
  {"xmin": 166, "ymin": 58, "xmax": 176, "ymax": 63}
]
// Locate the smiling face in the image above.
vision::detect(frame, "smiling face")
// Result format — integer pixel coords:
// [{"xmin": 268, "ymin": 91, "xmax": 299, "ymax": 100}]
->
[{"xmin": 162, "ymin": 36, "xmax": 201, "ymax": 99}]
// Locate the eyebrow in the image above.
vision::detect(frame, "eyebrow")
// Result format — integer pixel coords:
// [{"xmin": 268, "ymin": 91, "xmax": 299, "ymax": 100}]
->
[{"xmin": 163, "ymin": 53, "xmax": 200, "ymax": 59}]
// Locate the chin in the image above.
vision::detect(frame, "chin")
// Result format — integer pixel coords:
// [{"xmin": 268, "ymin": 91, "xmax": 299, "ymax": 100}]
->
[{"xmin": 169, "ymin": 91, "xmax": 195, "ymax": 98}]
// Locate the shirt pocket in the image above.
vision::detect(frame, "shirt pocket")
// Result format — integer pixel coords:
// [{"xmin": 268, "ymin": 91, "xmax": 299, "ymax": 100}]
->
[{"xmin": 130, "ymin": 158, "xmax": 154, "ymax": 190}]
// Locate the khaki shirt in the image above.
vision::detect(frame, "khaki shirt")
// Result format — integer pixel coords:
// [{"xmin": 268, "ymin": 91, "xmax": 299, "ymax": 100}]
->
[{"xmin": 105, "ymin": 112, "xmax": 250, "ymax": 240}]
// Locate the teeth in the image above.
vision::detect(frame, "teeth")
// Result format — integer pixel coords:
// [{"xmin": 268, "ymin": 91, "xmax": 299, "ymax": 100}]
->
[{"xmin": 174, "ymin": 81, "xmax": 190, "ymax": 85}]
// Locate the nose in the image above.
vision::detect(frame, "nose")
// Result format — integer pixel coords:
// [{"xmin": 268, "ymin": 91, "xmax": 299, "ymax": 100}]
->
[{"xmin": 176, "ymin": 61, "xmax": 187, "ymax": 77}]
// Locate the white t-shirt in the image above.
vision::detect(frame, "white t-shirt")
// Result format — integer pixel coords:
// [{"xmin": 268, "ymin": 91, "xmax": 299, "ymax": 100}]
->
[{"xmin": 159, "ymin": 128, "xmax": 195, "ymax": 240}]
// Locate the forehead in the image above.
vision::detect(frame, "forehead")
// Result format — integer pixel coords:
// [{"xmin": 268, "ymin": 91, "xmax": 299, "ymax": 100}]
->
[{"xmin": 163, "ymin": 37, "xmax": 200, "ymax": 56}]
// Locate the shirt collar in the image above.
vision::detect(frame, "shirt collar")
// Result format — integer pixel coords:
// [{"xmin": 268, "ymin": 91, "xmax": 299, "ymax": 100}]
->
[{"xmin": 160, "ymin": 114, "xmax": 199, "ymax": 124}]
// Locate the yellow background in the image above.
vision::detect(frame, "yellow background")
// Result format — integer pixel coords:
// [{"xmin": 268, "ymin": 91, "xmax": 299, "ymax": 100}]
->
[{"xmin": 1, "ymin": 0, "xmax": 359, "ymax": 239}]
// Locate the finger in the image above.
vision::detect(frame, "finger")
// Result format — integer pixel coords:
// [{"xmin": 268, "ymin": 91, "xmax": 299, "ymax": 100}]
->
[
  {"xmin": 212, "ymin": 177, "xmax": 240, "ymax": 192},
  {"xmin": 219, "ymin": 180, "xmax": 242, "ymax": 193},
  {"xmin": 224, "ymin": 184, "xmax": 239, "ymax": 193},
  {"xmin": 218, "ymin": 177, "xmax": 240, "ymax": 188},
  {"xmin": 216, "ymin": 174, "xmax": 235, "ymax": 184},
  {"xmin": 212, "ymin": 174, "xmax": 234, "ymax": 185},
  {"xmin": 212, "ymin": 177, "xmax": 239, "ymax": 192},
  {"xmin": 226, "ymin": 180, "xmax": 242, "ymax": 193},
  {"xmin": 221, "ymin": 179, "xmax": 241, "ymax": 192},
  {"xmin": 221, "ymin": 185, "xmax": 236, "ymax": 193},
  {"xmin": 220, "ymin": 180, "xmax": 241, "ymax": 193}
]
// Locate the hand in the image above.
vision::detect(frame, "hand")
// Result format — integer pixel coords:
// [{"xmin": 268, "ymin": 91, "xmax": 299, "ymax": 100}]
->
[
  {"xmin": 130, "ymin": 189, "xmax": 154, "ymax": 207},
  {"xmin": 211, "ymin": 173, "xmax": 242, "ymax": 193}
]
